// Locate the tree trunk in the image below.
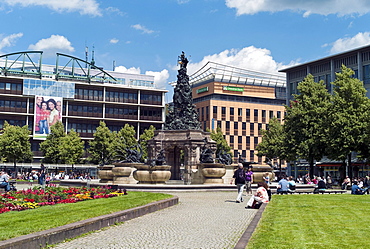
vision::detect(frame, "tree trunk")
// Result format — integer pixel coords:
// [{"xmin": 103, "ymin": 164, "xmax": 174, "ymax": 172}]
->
[
  {"xmin": 309, "ymin": 156, "xmax": 314, "ymax": 179},
  {"xmin": 347, "ymin": 153, "xmax": 352, "ymax": 183}
]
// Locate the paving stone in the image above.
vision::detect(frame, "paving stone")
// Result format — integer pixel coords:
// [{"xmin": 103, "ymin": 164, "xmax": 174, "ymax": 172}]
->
[{"xmin": 53, "ymin": 191, "xmax": 256, "ymax": 249}]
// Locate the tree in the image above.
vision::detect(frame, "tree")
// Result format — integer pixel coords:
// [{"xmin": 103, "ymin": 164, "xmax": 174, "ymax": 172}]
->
[
  {"xmin": 88, "ymin": 121, "xmax": 116, "ymax": 165},
  {"xmin": 40, "ymin": 121, "xmax": 66, "ymax": 163},
  {"xmin": 116, "ymin": 124, "xmax": 138, "ymax": 162},
  {"xmin": 0, "ymin": 121, "xmax": 32, "ymax": 172},
  {"xmin": 255, "ymin": 117, "xmax": 286, "ymax": 176},
  {"xmin": 284, "ymin": 74, "xmax": 331, "ymax": 178},
  {"xmin": 326, "ymin": 65, "xmax": 370, "ymax": 180},
  {"xmin": 139, "ymin": 125, "xmax": 156, "ymax": 160},
  {"xmin": 59, "ymin": 129, "xmax": 84, "ymax": 165},
  {"xmin": 210, "ymin": 127, "xmax": 232, "ymax": 158}
]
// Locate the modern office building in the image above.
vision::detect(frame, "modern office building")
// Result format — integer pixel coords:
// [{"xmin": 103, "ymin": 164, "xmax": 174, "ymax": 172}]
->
[
  {"xmin": 0, "ymin": 51, "xmax": 167, "ymax": 162},
  {"xmin": 280, "ymin": 44, "xmax": 370, "ymax": 102},
  {"xmin": 279, "ymin": 44, "xmax": 370, "ymax": 178},
  {"xmin": 190, "ymin": 62, "xmax": 286, "ymax": 165}
]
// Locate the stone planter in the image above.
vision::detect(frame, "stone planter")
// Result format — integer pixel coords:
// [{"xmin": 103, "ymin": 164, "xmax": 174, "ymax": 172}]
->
[
  {"xmin": 133, "ymin": 164, "xmax": 171, "ymax": 184},
  {"xmin": 112, "ymin": 162, "xmax": 133, "ymax": 184},
  {"xmin": 200, "ymin": 163, "xmax": 226, "ymax": 184},
  {"xmin": 98, "ymin": 165, "xmax": 115, "ymax": 184},
  {"xmin": 250, "ymin": 165, "xmax": 275, "ymax": 183}
]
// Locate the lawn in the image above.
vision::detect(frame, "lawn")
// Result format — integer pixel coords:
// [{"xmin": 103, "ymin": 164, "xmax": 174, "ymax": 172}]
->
[
  {"xmin": 0, "ymin": 191, "xmax": 172, "ymax": 241},
  {"xmin": 247, "ymin": 194, "xmax": 370, "ymax": 249}
]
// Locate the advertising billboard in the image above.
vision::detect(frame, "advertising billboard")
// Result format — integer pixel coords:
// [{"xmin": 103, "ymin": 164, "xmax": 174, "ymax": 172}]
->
[{"xmin": 34, "ymin": 96, "xmax": 62, "ymax": 140}]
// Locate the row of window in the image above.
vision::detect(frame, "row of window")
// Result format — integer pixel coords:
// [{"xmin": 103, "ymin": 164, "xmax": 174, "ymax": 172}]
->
[{"xmin": 74, "ymin": 88, "xmax": 162, "ymax": 105}]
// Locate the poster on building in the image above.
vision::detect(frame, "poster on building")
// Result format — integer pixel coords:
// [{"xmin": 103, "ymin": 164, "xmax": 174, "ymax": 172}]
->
[{"xmin": 34, "ymin": 96, "xmax": 62, "ymax": 140}]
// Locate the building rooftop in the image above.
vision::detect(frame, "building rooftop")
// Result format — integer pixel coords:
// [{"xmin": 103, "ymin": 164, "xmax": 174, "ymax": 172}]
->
[{"xmin": 189, "ymin": 61, "xmax": 286, "ymax": 88}]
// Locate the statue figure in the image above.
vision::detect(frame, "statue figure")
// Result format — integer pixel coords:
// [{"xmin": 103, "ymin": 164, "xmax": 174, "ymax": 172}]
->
[
  {"xmin": 217, "ymin": 149, "xmax": 232, "ymax": 165},
  {"xmin": 154, "ymin": 149, "xmax": 166, "ymax": 166},
  {"xmin": 164, "ymin": 52, "xmax": 201, "ymax": 130},
  {"xmin": 200, "ymin": 139, "xmax": 214, "ymax": 164},
  {"xmin": 121, "ymin": 144, "xmax": 143, "ymax": 163}
]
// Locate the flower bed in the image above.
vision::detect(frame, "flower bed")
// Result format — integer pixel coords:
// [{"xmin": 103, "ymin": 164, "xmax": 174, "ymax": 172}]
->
[{"xmin": 0, "ymin": 186, "xmax": 127, "ymax": 214}]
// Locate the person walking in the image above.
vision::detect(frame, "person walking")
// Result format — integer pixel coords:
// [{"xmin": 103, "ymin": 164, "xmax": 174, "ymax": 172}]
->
[
  {"xmin": 230, "ymin": 163, "xmax": 246, "ymax": 203},
  {"xmin": 245, "ymin": 167, "xmax": 254, "ymax": 194}
]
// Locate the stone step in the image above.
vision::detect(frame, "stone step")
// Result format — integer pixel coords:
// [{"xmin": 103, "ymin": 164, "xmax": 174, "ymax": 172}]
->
[{"xmin": 166, "ymin": 180, "xmax": 184, "ymax": 185}]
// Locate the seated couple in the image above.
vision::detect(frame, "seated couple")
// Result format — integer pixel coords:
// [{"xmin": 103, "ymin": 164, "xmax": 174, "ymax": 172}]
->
[
  {"xmin": 351, "ymin": 181, "xmax": 370, "ymax": 195},
  {"xmin": 277, "ymin": 176, "xmax": 296, "ymax": 194}
]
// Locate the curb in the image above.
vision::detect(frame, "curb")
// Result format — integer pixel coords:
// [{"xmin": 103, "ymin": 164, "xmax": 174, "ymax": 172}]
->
[
  {"xmin": 0, "ymin": 196, "xmax": 179, "ymax": 249},
  {"xmin": 234, "ymin": 202, "xmax": 267, "ymax": 249}
]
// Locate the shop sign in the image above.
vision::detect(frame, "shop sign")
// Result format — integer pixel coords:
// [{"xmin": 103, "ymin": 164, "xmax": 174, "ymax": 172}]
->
[
  {"xmin": 197, "ymin": 87, "xmax": 209, "ymax": 94},
  {"xmin": 223, "ymin": 86, "xmax": 244, "ymax": 92}
]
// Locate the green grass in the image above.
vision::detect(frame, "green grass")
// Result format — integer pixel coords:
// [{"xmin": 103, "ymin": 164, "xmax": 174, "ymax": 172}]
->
[
  {"xmin": 0, "ymin": 191, "xmax": 172, "ymax": 241},
  {"xmin": 247, "ymin": 194, "xmax": 370, "ymax": 249}
]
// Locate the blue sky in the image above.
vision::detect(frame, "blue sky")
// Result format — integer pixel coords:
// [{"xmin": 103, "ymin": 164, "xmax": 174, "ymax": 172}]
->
[{"xmin": 1, "ymin": 0, "xmax": 370, "ymax": 101}]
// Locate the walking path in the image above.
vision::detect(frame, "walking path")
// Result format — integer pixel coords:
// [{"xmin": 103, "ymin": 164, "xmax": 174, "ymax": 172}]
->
[{"xmin": 52, "ymin": 191, "xmax": 257, "ymax": 249}]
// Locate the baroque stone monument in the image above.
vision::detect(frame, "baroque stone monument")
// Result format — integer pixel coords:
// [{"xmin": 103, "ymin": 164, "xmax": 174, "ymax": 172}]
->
[{"xmin": 148, "ymin": 52, "xmax": 216, "ymax": 184}]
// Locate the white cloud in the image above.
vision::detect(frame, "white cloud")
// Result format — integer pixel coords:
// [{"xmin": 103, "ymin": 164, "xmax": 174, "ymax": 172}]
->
[
  {"xmin": 131, "ymin": 24, "xmax": 155, "ymax": 34},
  {"xmin": 177, "ymin": 0, "xmax": 190, "ymax": 4},
  {"xmin": 185, "ymin": 46, "xmax": 293, "ymax": 76},
  {"xmin": 329, "ymin": 32, "xmax": 370, "ymax": 54},
  {"xmin": 225, "ymin": 0, "xmax": 370, "ymax": 17},
  {"xmin": 145, "ymin": 69, "xmax": 170, "ymax": 89},
  {"xmin": 114, "ymin": 65, "xmax": 141, "ymax": 74},
  {"xmin": 28, "ymin": 35, "xmax": 74, "ymax": 57},
  {"xmin": 0, "ymin": 33, "xmax": 23, "ymax": 50},
  {"xmin": 3, "ymin": 0, "xmax": 102, "ymax": 16},
  {"xmin": 110, "ymin": 38, "xmax": 119, "ymax": 44},
  {"xmin": 114, "ymin": 66, "xmax": 169, "ymax": 89}
]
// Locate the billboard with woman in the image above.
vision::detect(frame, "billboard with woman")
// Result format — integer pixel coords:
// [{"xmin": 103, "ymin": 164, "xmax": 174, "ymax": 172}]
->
[{"xmin": 34, "ymin": 96, "xmax": 62, "ymax": 139}]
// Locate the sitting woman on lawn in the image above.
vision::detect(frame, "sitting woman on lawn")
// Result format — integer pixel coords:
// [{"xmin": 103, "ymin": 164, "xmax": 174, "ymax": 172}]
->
[{"xmin": 246, "ymin": 182, "xmax": 269, "ymax": 209}]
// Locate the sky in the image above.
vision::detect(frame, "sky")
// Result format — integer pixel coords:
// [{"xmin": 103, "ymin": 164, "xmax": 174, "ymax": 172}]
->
[{"xmin": 1, "ymin": 0, "xmax": 370, "ymax": 102}]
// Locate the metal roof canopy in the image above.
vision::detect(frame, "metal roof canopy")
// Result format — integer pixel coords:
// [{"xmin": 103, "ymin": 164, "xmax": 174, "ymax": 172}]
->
[
  {"xmin": 55, "ymin": 53, "xmax": 117, "ymax": 83},
  {"xmin": 190, "ymin": 61, "xmax": 286, "ymax": 88},
  {"xmin": 0, "ymin": 51, "xmax": 43, "ymax": 78}
]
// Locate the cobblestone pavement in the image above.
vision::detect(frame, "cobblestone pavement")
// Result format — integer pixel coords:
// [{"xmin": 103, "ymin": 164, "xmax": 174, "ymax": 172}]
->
[{"xmin": 53, "ymin": 191, "xmax": 257, "ymax": 249}]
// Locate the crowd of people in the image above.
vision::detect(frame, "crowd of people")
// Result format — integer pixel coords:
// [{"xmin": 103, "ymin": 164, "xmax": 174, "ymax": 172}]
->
[{"xmin": 230, "ymin": 165, "xmax": 370, "ymax": 209}]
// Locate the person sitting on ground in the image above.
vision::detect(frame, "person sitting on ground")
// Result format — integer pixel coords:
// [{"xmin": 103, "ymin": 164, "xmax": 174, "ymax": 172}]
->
[
  {"xmin": 288, "ymin": 176, "xmax": 296, "ymax": 192},
  {"xmin": 277, "ymin": 176, "xmax": 290, "ymax": 194},
  {"xmin": 351, "ymin": 181, "xmax": 370, "ymax": 195},
  {"xmin": 246, "ymin": 182, "xmax": 269, "ymax": 209},
  {"xmin": 314, "ymin": 177, "xmax": 326, "ymax": 193},
  {"xmin": 0, "ymin": 171, "xmax": 11, "ymax": 192}
]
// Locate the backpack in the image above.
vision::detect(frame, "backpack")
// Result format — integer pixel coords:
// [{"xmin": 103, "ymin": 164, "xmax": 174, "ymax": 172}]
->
[{"xmin": 235, "ymin": 169, "xmax": 246, "ymax": 184}]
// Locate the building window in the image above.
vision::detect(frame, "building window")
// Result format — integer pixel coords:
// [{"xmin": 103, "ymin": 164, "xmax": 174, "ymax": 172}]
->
[
  {"xmin": 238, "ymin": 108, "xmax": 242, "ymax": 116},
  {"xmin": 250, "ymin": 150, "xmax": 254, "ymax": 162},
  {"xmin": 230, "ymin": 107, "xmax": 234, "ymax": 116},
  {"xmin": 229, "ymin": 135, "xmax": 234, "ymax": 144},
  {"xmin": 217, "ymin": 121, "xmax": 222, "ymax": 129},
  {"xmin": 213, "ymin": 106, "xmax": 217, "ymax": 119},
  {"xmin": 221, "ymin": 107, "xmax": 226, "ymax": 115},
  {"xmin": 254, "ymin": 137, "xmax": 259, "ymax": 146},
  {"xmin": 254, "ymin": 109, "xmax": 258, "ymax": 122},
  {"xmin": 246, "ymin": 109, "xmax": 250, "ymax": 121},
  {"xmin": 269, "ymin": 110, "xmax": 274, "ymax": 119},
  {"xmin": 277, "ymin": 111, "xmax": 281, "ymax": 119},
  {"xmin": 234, "ymin": 122, "xmax": 238, "ymax": 130}
]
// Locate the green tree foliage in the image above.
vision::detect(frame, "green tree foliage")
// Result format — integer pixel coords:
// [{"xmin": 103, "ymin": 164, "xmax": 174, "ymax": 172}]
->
[
  {"xmin": 40, "ymin": 121, "xmax": 65, "ymax": 163},
  {"xmin": 326, "ymin": 65, "xmax": 370, "ymax": 179},
  {"xmin": 88, "ymin": 121, "xmax": 116, "ymax": 165},
  {"xmin": 0, "ymin": 121, "xmax": 32, "ymax": 170},
  {"xmin": 210, "ymin": 127, "xmax": 232, "ymax": 156},
  {"xmin": 116, "ymin": 124, "xmax": 138, "ymax": 161},
  {"xmin": 139, "ymin": 125, "xmax": 156, "ymax": 160},
  {"xmin": 256, "ymin": 117, "xmax": 286, "ymax": 172},
  {"xmin": 284, "ymin": 74, "xmax": 331, "ymax": 177},
  {"xmin": 59, "ymin": 129, "xmax": 84, "ymax": 165}
]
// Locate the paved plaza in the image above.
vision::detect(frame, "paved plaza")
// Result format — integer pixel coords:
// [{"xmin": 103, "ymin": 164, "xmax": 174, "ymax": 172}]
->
[{"xmin": 52, "ymin": 191, "xmax": 257, "ymax": 249}]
